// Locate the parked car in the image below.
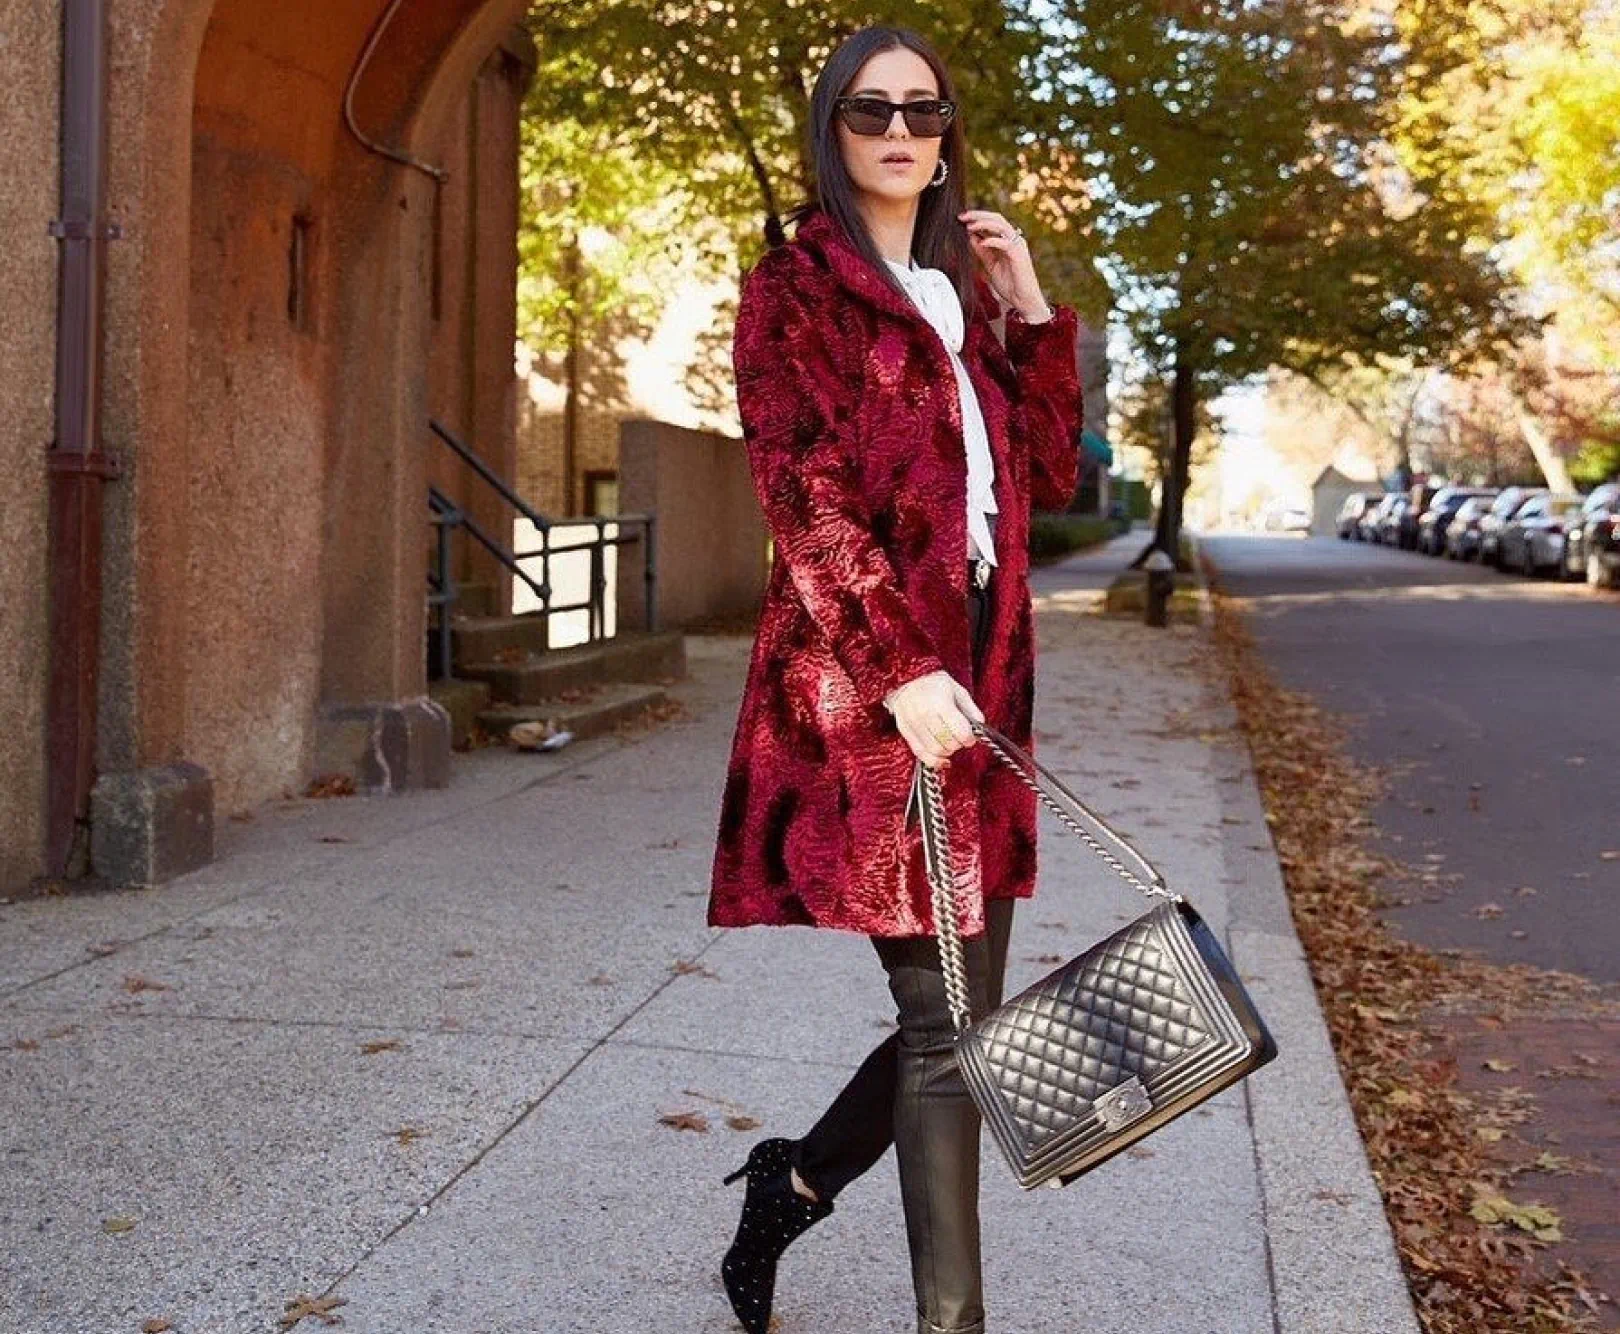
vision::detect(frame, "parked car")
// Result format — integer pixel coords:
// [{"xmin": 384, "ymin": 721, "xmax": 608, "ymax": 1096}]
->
[
  {"xmin": 1377, "ymin": 494, "xmax": 1415, "ymax": 546},
  {"xmin": 1357, "ymin": 493, "xmax": 1399, "ymax": 542},
  {"xmin": 1562, "ymin": 483, "xmax": 1620, "ymax": 587},
  {"xmin": 1497, "ymin": 493, "xmax": 1585, "ymax": 576},
  {"xmin": 1479, "ymin": 487, "xmax": 1547, "ymax": 567},
  {"xmin": 1417, "ymin": 486, "xmax": 1498, "ymax": 555},
  {"xmin": 1444, "ymin": 496, "xmax": 1495, "ymax": 561},
  {"xmin": 1262, "ymin": 504, "xmax": 1312, "ymax": 533},
  {"xmin": 1336, "ymin": 492, "xmax": 1380, "ymax": 540}
]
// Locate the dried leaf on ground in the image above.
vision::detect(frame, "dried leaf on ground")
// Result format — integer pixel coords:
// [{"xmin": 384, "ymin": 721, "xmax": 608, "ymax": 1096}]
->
[
  {"xmin": 658, "ymin": 1111, "xmax": 710, "ymax": 1133},
  {"xmin": 277, "ymin": 1294, "xmax": 347, "ymax": 1329}
]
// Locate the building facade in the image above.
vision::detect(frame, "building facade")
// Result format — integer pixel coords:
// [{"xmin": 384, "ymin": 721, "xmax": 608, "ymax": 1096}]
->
[{"xmin": 3, "ymin": 0, "xmax": 538, "ymax": 896}]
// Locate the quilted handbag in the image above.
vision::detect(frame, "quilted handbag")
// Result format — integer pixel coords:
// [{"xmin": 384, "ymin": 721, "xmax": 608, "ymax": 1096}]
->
[{"xmin": 910, "ymin": 720, "xmax": 1278, "ymax": 1190}]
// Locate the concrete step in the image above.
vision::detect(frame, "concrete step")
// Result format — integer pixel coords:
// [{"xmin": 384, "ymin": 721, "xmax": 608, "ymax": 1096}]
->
[
  {"xmin": 474, "ymin": 681, "xmax": 669, "ymax": 745},
  {"xmin": 447, "ymin": 610, "xmax": 550, "ymax": 665},
  {"xmin": 453, "ymin": 581, "xmax": 502, "ymax": 619},
  {"xmin": 427, "ymin": 677, "xmax": 494, "ymax": 751},
  {"xmin": 459, "ymin": 630, "xmax": 686, "ymax": 705}
]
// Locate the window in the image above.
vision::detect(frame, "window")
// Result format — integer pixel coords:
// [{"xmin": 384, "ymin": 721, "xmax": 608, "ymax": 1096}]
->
[
  {"xmin": 583, "ymin": 470, "xmax": 619, "ymax": 516},
  {"xmin": 287, "ymin": 213, "xmax": 314, "ymax": 331}
]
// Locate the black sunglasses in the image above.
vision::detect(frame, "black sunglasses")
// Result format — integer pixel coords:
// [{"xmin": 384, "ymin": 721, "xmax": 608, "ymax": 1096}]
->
[{"xmin": 834, "ymin": 96, "xmax": 956, "ymax": 138}]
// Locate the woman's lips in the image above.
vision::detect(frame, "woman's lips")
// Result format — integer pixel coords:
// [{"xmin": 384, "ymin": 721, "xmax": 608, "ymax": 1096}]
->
[{"xmin": 881, "ymin": 158, "xmax": 914, "ymax": 170}]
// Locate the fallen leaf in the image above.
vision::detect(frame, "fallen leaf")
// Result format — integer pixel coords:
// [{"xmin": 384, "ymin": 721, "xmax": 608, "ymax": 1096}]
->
[
  {"xmin": 142, "ymin": 1320, "xmax": 174, "ymax": 1333},
  {"xmin": 1483, "ymin": 1058, "xmax": 1516, "ymax": 1073},
  {"xmin": 658, "ymin": 1111, "xmax": 709, "ymax": 1133},
  {"xmin": 358, "ymin": 1039, "xmax": 400, "ymax": 1056},
  {"xmin": 101, "ymin": 1216, "xmax": 137, "ymax": 1235},
  {"xmin": 726, "ymin": 1115, "xmax": 763, "ymax": 1132},
  {"xmin": 671, "ymin": 960, "xmax": 719, "ymax": 979},
  {"xmin": 277, "ymin": 1293, "xmax": 347, "ymax": 1329},
  {"xmin": 121, "ymin": 974, "xmax": 169, "ymax": 994},
  {"xmin": 1468, "ymin": 1189, "xmax": 1563, "ymax": 1242}
]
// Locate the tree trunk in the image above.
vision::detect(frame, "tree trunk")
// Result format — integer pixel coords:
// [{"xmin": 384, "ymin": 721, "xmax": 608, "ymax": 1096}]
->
[
  {"xmin": 563, "ymin": 235, "xmax": 581, "ymax": 514},
  {"xmin": 1515, "ymin": 404, "xmax": 1574, "ymax": 493},
  {"xmin": 1132, "ymin": 347, "xmax": 1196, "ymax": 571}
]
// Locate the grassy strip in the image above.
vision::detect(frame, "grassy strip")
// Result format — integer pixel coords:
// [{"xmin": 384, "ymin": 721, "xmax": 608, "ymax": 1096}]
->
[{"xmin": 1203, "ymin": 562, "xmax": 1616, "ymax": 1333}]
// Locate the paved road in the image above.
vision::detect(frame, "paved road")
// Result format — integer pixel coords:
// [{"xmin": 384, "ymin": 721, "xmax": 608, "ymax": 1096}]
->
[{"xmin": 1201, "ymin": 532, "xmax": 1620, "ymax": 984}]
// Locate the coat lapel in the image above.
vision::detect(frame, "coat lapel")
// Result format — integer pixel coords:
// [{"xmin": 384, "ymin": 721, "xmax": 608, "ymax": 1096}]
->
[{"xmin": 792, "ymin": 207, "xmax": 1016, "ymax": 383}]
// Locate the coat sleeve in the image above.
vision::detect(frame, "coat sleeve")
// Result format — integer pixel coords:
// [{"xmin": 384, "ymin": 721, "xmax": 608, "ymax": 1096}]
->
[
  {"xmin": 1003, "ymin": 303, "xmax": 1084, "ymax": 513},
  {"xmin": 733, "ymin": 250, "xmax": 947, "ymax": 712}
]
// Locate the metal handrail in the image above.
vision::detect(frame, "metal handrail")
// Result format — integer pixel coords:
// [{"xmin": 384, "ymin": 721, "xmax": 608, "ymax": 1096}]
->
[{"xmin": 426, "ymin": 419, "xmax": 659, "ymax": 681}]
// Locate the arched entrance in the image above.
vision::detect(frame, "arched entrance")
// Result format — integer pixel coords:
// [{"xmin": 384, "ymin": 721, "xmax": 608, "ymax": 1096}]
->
[{"xmin": 90, "ymin": 0, "xmax": 534, "ymax": 881}]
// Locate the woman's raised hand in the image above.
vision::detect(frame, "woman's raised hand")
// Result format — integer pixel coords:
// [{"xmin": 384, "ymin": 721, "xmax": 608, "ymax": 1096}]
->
[{"xmin": 885, "ymin": 670, "xmax": 983, "ymax": 770}]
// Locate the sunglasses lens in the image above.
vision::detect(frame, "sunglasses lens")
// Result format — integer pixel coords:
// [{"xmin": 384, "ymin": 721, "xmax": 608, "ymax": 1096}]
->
[
  {"xmin": 904, "ymin": 106, "xmax": 949, "ymax": 135},
  {"xmin": 839, "ymin": 98, "xmax": 953, "ymax": 137},
  {"xmin": 843, "ymin": 101, "xmax": 893, "ymax": 134}
]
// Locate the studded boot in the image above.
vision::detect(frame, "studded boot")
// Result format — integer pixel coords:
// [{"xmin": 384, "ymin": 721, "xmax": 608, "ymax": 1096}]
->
[{"xmin": 720, "ymin": 1137, "xmax": 834, "ymax": 1333}]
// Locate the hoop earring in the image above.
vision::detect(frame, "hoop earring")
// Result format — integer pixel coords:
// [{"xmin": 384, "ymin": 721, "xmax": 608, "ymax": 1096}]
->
[{"xmin": 929, "ymin": 159, "xmax": 949, "ymax": 188}]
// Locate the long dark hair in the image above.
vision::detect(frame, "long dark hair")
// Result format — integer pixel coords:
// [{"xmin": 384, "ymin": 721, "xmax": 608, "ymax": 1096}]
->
[{"xmin": 782, "ymin": 25, "xmax": 979, "ymax": 326}]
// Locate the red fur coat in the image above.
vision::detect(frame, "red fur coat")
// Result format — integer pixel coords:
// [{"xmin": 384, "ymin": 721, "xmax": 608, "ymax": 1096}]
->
[{"xmin": 707, "ymin": 206, "xmax": 1084, "ymax": 938}]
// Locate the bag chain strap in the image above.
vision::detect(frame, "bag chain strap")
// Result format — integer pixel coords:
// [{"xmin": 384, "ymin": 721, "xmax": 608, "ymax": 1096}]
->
[{"xmin": 915, "ymin": 720, "xmax": 1181, "ymax": 1032}]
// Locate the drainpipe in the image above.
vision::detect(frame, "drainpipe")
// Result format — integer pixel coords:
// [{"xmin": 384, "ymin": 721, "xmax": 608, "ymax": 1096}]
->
[{"xmin": 45, "ymin": 0, "xmax": 119, "ymax": 879}]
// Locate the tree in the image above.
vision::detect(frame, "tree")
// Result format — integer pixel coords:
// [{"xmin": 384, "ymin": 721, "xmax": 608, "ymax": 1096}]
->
[
  {"xmin": 521, "ymin": 1, "xmax": 1107, "ymax": 421},
  {"xmin": 1020, "ymin": 0, "xmax": 1531, "ymax": 565},
  {"xmin": 1385, "ymin": 0, "xmax": 1619, "ymax": 484}
]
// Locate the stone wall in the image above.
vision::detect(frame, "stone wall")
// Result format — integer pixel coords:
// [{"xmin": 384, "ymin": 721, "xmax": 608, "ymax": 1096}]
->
[
  {"xmin": 0, "ymin": 0, "xmax": 533, "ymax": 893},
  {"xmin": 0, "ymin": 0, "xmax": 61, "ymax": 889},
  {"xmin": 616, "ymin": 418, "xmax": 767, "ymax": 634}
]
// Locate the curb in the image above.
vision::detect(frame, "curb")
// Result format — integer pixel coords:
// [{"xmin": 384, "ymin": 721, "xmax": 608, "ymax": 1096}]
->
[{"xmin": 1187, "ymin": 531, "xmax": 1423, "ymax": 1334}]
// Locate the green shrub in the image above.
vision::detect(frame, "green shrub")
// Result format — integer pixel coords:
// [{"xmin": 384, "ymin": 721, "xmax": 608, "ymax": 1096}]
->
[{"xmin": 1028, "ymin": 513, "xmax": 1116, "ymax": 561}]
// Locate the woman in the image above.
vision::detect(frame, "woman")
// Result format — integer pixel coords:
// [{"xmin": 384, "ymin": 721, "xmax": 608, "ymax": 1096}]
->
[{"xmin": 707, "ymin": 23, "xmax": 1084, "ymax": 1334}]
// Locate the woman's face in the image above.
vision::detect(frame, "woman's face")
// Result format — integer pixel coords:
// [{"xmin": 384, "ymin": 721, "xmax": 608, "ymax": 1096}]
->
[{"xmin": 836, "ymin": 47, "xmax": 944, "ymax": 206}]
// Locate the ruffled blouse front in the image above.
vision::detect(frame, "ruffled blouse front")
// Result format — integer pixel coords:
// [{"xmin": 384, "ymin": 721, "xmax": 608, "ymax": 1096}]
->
[{"xmin": 883, "ymin": 257, "xmax": 999, "ymax": 566}]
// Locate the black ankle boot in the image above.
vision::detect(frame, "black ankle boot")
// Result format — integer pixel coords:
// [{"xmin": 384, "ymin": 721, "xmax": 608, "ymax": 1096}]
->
[{"xmin": 720, "ymin": 1137, "xmax": 833, "ymax": 1333}]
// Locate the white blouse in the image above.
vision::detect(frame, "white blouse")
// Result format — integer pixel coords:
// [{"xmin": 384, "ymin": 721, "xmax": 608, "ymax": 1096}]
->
[{"xmin": 883, "ymin": 257, "xmax": 998, "ymax": 566}]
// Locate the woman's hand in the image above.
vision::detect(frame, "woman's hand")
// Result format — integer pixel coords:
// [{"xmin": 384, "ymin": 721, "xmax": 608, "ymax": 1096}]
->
[
  {"xmin": 959, "ymin": 209, "xmax": 1053, "ymax": 323},
  {"xmin": 885, "ymin": 669, "xmax": 984, "ymax": 770}
]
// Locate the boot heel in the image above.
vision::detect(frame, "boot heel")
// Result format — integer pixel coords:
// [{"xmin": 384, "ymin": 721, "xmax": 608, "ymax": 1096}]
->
[{"xmin": 722, "ymin": 1163, "xmax": 748, "ymax": 1186}]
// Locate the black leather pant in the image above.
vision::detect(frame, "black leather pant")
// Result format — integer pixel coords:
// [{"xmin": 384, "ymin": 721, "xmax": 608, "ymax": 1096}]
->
[{"xmin": 792, "ymin": 567, "xmax": 1009, "ymax": 1334}]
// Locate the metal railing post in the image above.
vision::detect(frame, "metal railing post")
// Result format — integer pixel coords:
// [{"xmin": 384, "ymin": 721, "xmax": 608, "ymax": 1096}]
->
[{"xmin": 435, "ymin": 515, "xmax": 455, "ymax": 678}]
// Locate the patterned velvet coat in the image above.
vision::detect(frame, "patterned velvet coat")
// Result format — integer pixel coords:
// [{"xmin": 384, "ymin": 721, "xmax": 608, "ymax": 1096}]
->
[{"xmin": 707, "ymin": 206, "xmax": 1084, "ymax": 938}]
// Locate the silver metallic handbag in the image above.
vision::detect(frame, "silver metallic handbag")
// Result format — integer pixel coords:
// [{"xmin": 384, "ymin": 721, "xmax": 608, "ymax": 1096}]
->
[{"xmin": 910, "ymin": 721, "xmax": 1278, "ymax": 1190}]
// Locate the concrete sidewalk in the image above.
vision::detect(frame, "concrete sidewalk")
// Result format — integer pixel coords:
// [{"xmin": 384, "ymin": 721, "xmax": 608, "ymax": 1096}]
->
[{"xmin": 1, "ymin": 533, "xmax": 1418, "ymax": 1334}]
